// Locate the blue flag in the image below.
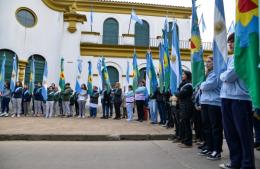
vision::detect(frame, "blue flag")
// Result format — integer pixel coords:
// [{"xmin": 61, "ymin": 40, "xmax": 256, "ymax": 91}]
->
[
  {"xmin": 0, "ymin": 53, "xmax": 6, "ymax": 93},
  {"xmin": 199, "ymin": 13, "xmax": 207, "ymax": 33},
  {"xmin": 101, "ymin": 57, "xmax": 111, "ymax": 92},
  {"xmin": 227, "ymin": 20, "xmax": 235, "ymax": 35},
  {"xmin": 97, "ymin": 58, "xmax": 103, "ymax": 92},
  {"xmin": 131, "ymin": 9, "xmax": 143, "ymax": 25},
  {"xmin": 146, "ymin": 52, "xmax": 151, "ymax": 95},
  {"xmin": 159, "ymin": 43, "xmax": 165, "ymax": 93},
  {"xmin": 75, "ymin": 59, "xmax": 83, "ymax": 93},
  {"xmin": 10, "ymin": 55, "xmax": 17, "ymax": 92},
  {"xmin": 87, "ymin": 61, "xmax": 93, "ymax": 95},
  {"xmin": 125, "ymin": 61, "xmax": 130, "ymax": 92},
  {"xmin": 213, "ymin": 0, "xmax": 227, "ymax": 77},
  {"xmin": 170, "ymin": 22, "xmax": 182, "ymax": 94},
  {"xmin": 41, "ymin": 61, "xmax": 48, "ymax": 101},
  {"xmin": 132, "ymin": 50, "xmax": 140, "ymax": 91},
  {"xmin": 148, "ymin": 52, "xmax": 158, "ymax": 95}
]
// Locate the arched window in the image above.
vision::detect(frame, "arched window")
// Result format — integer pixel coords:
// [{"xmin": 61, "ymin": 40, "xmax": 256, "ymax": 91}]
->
[
  {"xmin": 0, "ymin": 49, "xmax": 18, "ymax": 82},
  {"xmin": 106, "ymin": 66, "xmax": 119, "ymax": 87},
  {"xmin": 139, "ymin": 67, "xmax": 146, "ymax": 83},
  {"xmin": 135, "ymin": 20, "xmax": 149, "ymax": 47},
  {"xmin": 24, "ymin": 55, "xmax": 46, "ymax": 85},
  {"xmin": 103, "ymin": 18, "xmax": 119, "ymax": 45}
]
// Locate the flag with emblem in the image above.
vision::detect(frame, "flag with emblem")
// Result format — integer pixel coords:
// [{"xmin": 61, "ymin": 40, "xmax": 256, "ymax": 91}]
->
[
  {"xmin": 132, "ymin": 50, "xmax": 139, "ymax": 91},
  {"xmin": 75, "ymin": 59, "xmax": 82, "ymax": 93},
  {"xmin": 29, "ymin": 57, "xmax": 35, "ymax": 94},
  {"xmin": 170, "ymin": 22, "xmax": 182, "ymax": 94},
  {"xmin": 0, "ymin": 53, "xmax": 6, "ymax": 93},
  {"xmin": 191, "ymin": 0, "xmax": 205, "ymax": 88},
  {"xmin": 234, "ymin": 0, "xmax": 260, "ymax": 108},
  {"xmin": 101, "ymin": 57, "xmax": 111, "ymax": 92},
  {"xmin": 41, "ymin": 61, "xmax": 48, "ymax": 101},
  {"xmin": 59, "ymin": 58, "xmax": 65, "ymax": 91},
  {"xmin": 159, "ymin": 43, "xmax": 165, "ymax": 93},
  {"xmin": 10, "ymin": 55, "xmax": 18, "ymax": 92},
  {"xmin": 87, "ymin": 61, "xmax": 93, "ymax": 95},
  {"xmin": 163, "ymin": 17, "xmax": 171, "ymax": 92},
  {"xmin": 131, "ymin": 9, "xmax": 143, "ymax": 25},
  {"xmin": 125, "ymin": 60, "xmax": 130, "ymax": 92},
  {"xmin": 97, "ymin": 58, "xmax": 103, "ymax": 92},
  {"xmin": 213, "ymin": 0, "xmax": 228, "ymax": 77},
  {"xmin": 146, "ymin": 51, "xmax": 158, "ymax": 96}
]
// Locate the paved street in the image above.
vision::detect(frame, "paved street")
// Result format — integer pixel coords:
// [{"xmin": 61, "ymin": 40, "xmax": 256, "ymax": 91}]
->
[{"xmin": 1, "ymin": 141, "xmax": 259, "ymax": 169}]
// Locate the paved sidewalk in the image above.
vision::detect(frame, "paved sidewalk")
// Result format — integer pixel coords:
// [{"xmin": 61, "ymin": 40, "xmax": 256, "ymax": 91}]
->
[{"xmin": 0, "ymin": 117, "xmax": 172, "ymax": 140}]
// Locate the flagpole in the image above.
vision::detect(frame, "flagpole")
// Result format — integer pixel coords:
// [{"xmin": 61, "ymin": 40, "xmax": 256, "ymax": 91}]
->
[{"xmin": 127, "ymin": 15, "xmax": 132, "ymax": 34}]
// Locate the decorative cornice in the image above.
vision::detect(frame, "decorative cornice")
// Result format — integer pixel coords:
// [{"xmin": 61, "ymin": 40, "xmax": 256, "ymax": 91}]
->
[
  {"xmin": 81, "ymin": 31, "xmax": 100, "ymax": 35},
  {"xmin": 80, "ymin": 43, "xmax": 212, "ymax": 61},
  {"xmin": 42, "ymin": 0, "xmax": 192, "ymax": 18}
]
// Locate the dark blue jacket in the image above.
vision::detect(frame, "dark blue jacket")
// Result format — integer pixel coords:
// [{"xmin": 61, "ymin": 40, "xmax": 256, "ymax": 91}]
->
[
  {"xmin": 13, "ymin": 86, "xmax": 23, "ymax": 98},
  {"xmin": 22, "ymin": 89, "xmax": 31, "ymax": 102},
  {"xmin": 34, "ymin": 87, "xmax": 43, "ymax": 101}
]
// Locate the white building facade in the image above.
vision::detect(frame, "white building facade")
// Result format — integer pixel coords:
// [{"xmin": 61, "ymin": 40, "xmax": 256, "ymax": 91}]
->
[{"xmin": 0, "ymin": 0, "xmax": 212, "ymax": 90}]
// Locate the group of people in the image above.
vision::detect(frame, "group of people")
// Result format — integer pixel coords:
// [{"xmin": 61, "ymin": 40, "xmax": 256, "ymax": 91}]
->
[{"xmin": 0, "ymin": 33, "xmax": 259, "ymax": 169}]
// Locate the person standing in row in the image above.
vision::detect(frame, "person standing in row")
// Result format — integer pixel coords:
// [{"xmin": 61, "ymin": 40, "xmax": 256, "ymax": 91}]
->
[
  {"xmin": 198, "ymin": 55, "xmax": 223, "ymax": 160},
  {"xmin": 0, "ymin": 81, "xmax": 11, "ymax": 117},
  {"xmin": 77, "ymin": 84, "xmax": 88, "ymax": 118},
  {"xmin": 89, "ymin": 86, "xmax": 99, "ymax": 118},
  {"xmin": 135, "ymin": 81, "xmax": 147, "ymax": 122},
  {"xmin": 53, "ymin": 87, "xmax": 60, "ymax": 117},
  {"xmin": 45, "ymin": 86, "xmax": 55, "ymax": 118},
  {"xmin": 11, "ymin": 81, "xmax": 23, "ymax": 117},
  {"xmin": 219, "ymin": 33, "xmax": 255, "ymax": 169},
  {"xmin": 125, "ymin": 85, "xmax": 134, "ymax": 122},
  {"xmin": 113, "ymin": 82, "xmax": 122, "ymax": 119},
  {"xmin": 33, "ymin": 82, "xmax": 43, "ymax": 117},
  {"xmin": 175, "ymin": 70, "xmax": 193, "ymax": 148},
  {"xmin": 101, "ymin": 86, "xmax": 110, "ymax": 119},
  {"xmin": 22, "ymin": 84, "xmax": 31, "ymax": 116},
  {"xmin": 61, "ymin": 83, "xmax": 73, "ymax": 117}
]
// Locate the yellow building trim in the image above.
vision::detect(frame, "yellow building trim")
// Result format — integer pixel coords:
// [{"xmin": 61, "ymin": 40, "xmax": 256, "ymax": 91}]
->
[
  {"xmin": 15, "ymin": 7, "xmax": 38, "ymax": 28},
  {"xmin": 82, "ymin": 31, "xmax": 100, "ymax": 35},
  {"xmin": 80, "ymin": 43, "xmax": 212, "ymax": 61},
  {"xmin": 42, "ymin": 0, "xmax": 191, "ymax": 18},
  {"xmin": 18, "ymin": 60, "xmax": 28, "ymax": 83}
]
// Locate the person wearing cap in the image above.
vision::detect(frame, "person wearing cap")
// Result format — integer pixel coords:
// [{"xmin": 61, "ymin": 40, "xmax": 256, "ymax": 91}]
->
[
  {"xmin": 198, "ymin": 55, "xmax": 223, "ymax": 160},
  {"xmin": 175, "ymin": 70, "xmax": 193, "ymax": 148},
  {"xmin": 219, "ymin": 33, "xmax": 255, "ymax": 169}
]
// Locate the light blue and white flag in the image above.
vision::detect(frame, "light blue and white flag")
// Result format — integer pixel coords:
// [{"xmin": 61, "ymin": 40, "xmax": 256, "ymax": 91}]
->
[
  {"xmin": 41, "ymin": 61, "xmax": 48, "ymax": 101},
  {"xmin": 90, "ymin": 9, "xmax": 93, "ymax": 26},
  {"xmin": 0, "ymin": 53, "xmax": 6, "ymax": 93},
  {"xmin": 29, "ymin": 57, "xmax": 35, "ymax": 95},
  {"xmin": 75, "ymin": 59, "xmax": 83, "ymax": 93},
  {"xmin": 146, "ymin": 52, "xmax": 151, "ymax": 96},
  {"xmin": 131, "ymin": 9, "xmax": 143, "ymax": 25},
  {"xmin": 170, "ymin": 22, "xmax": 182, "ymax": 95},
  {"xmin": 10, "ymin": 55, "xmax": 18, "ymax": 92},
  {"xmin": 227, "ymin": 20, "xmax": 235, "ymax": 35},
  {"xmin": 213, "ymin": 0, "xmax": 227, "ymax": 77},
  {"xmin": 125, "ymin": 60, "xmax": 130, "ymax": 92},
  {"xmin": 97, "ymin": 58, "xmax": 103, "ymax": 92},
  {"xmin": 199, "ymin": 13, "xmax": 207, "ymax": 33}
]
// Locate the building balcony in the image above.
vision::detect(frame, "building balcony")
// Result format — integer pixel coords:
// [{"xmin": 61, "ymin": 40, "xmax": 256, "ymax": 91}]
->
[{"xmin": 80, "ymin": 31, "xmax": 213, "ymax": 50}]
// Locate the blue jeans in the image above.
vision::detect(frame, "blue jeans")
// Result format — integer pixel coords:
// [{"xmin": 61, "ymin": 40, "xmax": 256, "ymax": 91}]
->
[
  {"xmin": 1, "ymin": 97, "xmax": 10, "ymax": 113},
  {"xmin": 149, "ymin": 99, "xmax": 157, "ymax": 123},
  {"xmin": 90, "ymin": 107, "xmax": 97, "ymax": 117},
  {"xmin": 157, "ymin": 101, "xmax": 166, "ymax": 124}
]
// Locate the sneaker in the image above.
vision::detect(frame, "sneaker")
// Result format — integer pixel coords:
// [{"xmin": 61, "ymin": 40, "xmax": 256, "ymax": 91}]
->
[
  {"xmin": 77, "ymin": 116, "xmax": 81, "ymax": 118},
  {"xmin": 1, "ymin": 112, "xmax": 8, "ymax": 117},
  {"xmin": 4, "ymin": 113, "xmax": 9, "ymax": 117},
  {"xmin": 197, "ymin": 149, "xmax": 212, "ymax": 156},
  {"xmin": 207, "ymin": 151, "xmax": 221, "ymax": 160},
  {"xmin": 17, "ymin": 114, "xmax": 20, "ymax": 118},
  {"xmin": 219, "ymin": 163, "xmax": 238, "ymax": 169},
  {"xmin": 82, "ymin": 115, "xmax": 85, "ymax": 118},
  {"xmin": 11, "ymin": 114, "xmax": 16, "ymax": 118}
]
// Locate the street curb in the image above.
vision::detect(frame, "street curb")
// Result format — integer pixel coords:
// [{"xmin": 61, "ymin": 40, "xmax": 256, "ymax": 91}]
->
[{"xmin": 0, "ymin": 134, "xmax": 173, "ymax": 141}]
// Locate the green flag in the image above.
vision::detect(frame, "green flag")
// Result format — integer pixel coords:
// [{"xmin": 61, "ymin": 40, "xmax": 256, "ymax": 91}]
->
[
  {"xmin": 132, "ymin": 50, "xmax": 139, "ymax": 91},
  {"xmin": 234, "ymin": 0, "xmax": 260, "ymax": 108},
  {"xmin": 59, "ymin": 58, "xmax": 65, "ymax": 91},
  {"xmin": 191, "ymin": 0, "xmax": 205, "ymax": 88}
]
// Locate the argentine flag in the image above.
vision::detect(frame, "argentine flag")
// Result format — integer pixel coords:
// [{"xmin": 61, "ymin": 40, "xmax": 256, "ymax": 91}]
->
[
  {"xmin": 0, "ymin": 53, "xmax": 6, "ymax": 93},
  {"xmin": 131, "ymin": 9, "xmax": 143, "ymax": 25},
  {"xmin": 75, "ymin": 59, "xmax": 83, "ymax": 93},
  {"xmin": 170, "ymin": 22, "xmax": 182, "ymax": 95},
  {"xmin": 125, "ymin": 61, "xmax": 130, "ymax": 92},
  {"xmin": 213, "ymin": 0, "xmax": 227, "ymax": 77},
  {"xmin": 10, "ymin": 55, "xmax": 17, "ymax": 92},
  {"xmin": 97, "ymin": 58, "xmax": 103, "ymax": 92},
  {"xmin": 146, "ymin": 52, "xmax": 151, "ymax": 95},
  {"xmin": 42, "ymin": 62, "xmax": 48, "ymax": 101}
]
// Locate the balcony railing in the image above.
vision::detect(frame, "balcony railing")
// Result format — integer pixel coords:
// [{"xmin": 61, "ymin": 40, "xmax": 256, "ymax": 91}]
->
[{"xmin": 81, "ymin": 34, "xmax": 213, "ymax": 50}]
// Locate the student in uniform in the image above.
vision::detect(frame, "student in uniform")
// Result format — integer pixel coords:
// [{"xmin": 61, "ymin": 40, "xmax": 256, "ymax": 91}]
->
[
  {"xmin": 45, "ymin": 86, "xmax": 55, "ymax": 118},
  {"xmin": 77, "ymin": 84, "xmax": 88, "ymax": 118},
  {"xmin": 22, "ymin": 84, "xmax": 31, "ymax": 116},
  {"xmin": 61, "ymin": 83, "xmax": 73, "ymax": 117},
  {"xmin": 33, "ymin": 82, "xmax": 43, "ymax": 117},
  {"xmin": 135, "ymin": 81, "xmax": 147, "ymax": 122},
  {"xmin": 11, "ymin": 81, "xmax": 23, "ymax": 117},
  {"xmin": 125, "ymin": 85, "xmax": 134, "ymax": 122},
  {"xmin": 89, "ymin": 86, "xmax": 99, "ymax": 118},
  {"xmin": 219, "ymin": 33, "xmax": 255, "ymax": 169},
  {"xmin": 53, "ymin": 86, "xmax": 60, "ymax": 117},
  {"xmin": 0, "ymin": 81, "xmax": 11, "ymax": 117},
  {"xmin": 113, "ymin": 82, "xmax": 122, "ymax": 120}
]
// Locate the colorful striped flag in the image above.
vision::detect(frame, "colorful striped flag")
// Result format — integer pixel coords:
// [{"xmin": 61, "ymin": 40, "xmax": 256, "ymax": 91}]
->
[
  {"xmin": 146, "ymin": 51, "xmax": 158, "ymax": 96},
  {"xmin": 41, "ymin": 61, "xmax": 48, "ymax": 101},
  {"xmin": 170, "ymin": 22, "xmax": 182, "ymax": 94},
  {"xmin": 132, "ymin": 50, "xmax": 139, "ymax": 91},
  {"xmin": 75, "ymin": 59, "xmax": 83, "ymax": 93},
  {"xmin": 234, "ymin": 0, "xmax": 260, "ymax": 108},
  {"xmin": 191, "ymin": 0, "xmax": 205, "ymax": 88},
  {"xmin": 59, "ymin": 58, "xmax": 65, "ymax": 91},
  {"xmin": 0, "ymin": 53, "xmax": 6, "ymax": 93},
  {"xmin": 163, "ymin": 18, "xmax": 171, "ymax": 92},
  {"xmin": 97, "ymin": 58, "xmax": 103, "ymax": 92},
  {"xmin": 101, "ymin": 57, "xmax": 111, "ymax": 92},
  {"xmin": 10, "ymin": 55, "xmax": 18, "ymax": 92},
  {"xmin": 158, "ymin": 43, "xmax": 165, "ymax": 93},
  {"xmin": 87, "ymin": 61, "xmax": 93, "ymax": 95},
  {"xmin": 213, "ymin": 0, "xmax": 228, "ymax": 77},
  {"xmin": 29, "ymin": 57, "xmax": 35, "ymax": 94}
]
